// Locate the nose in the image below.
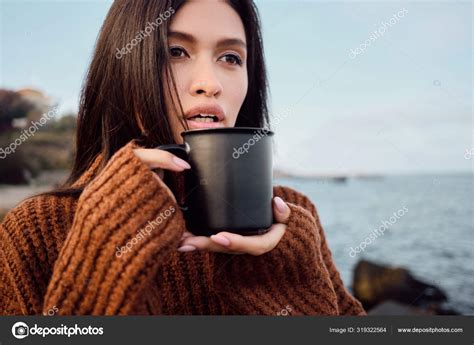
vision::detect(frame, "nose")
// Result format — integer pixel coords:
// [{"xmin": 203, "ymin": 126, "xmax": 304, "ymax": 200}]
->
[{"xmin": 189, "ymin": 61, "xmax": 223, "ymax": 97}]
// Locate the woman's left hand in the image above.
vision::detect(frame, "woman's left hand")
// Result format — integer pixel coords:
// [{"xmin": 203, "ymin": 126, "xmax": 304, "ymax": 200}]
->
[{"xmin": 177, "ymin": 196, "xmax": 291, "ymax": 255}]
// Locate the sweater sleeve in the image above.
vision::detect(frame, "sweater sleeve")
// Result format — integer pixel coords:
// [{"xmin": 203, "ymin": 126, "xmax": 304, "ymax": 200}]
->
[
  {"xmin": 0, "ymin": 141, "xmax": 186, "ymax": 315},
  {"xmin": 211, "ymin": 186, "xmax": 366, "ymax": 315}
]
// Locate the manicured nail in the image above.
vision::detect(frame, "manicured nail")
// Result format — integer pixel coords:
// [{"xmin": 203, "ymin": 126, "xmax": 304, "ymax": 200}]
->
[
  {"xmin": 172, "ymin": 156, "xmax": 191, "ymax": 169},
  {"xmin": 274, "ymin": 197, "xmax": 287, "ymax": 213},
  {"xmin": 211, "ymin": 235, "xmax": 231, "ymax": 247},
  {"xmin": 180, "ymin": 231, "xmax": 192, "ymax": 239},
  {"xmin": 177, "ymin": 245, "xmax": 196, "ymax": 252}
]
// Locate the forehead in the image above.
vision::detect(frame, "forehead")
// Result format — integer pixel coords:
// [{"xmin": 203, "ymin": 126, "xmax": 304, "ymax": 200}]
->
[{"xmin": 169, "ymin": 0, "xmax": 246, "ymax": 44}]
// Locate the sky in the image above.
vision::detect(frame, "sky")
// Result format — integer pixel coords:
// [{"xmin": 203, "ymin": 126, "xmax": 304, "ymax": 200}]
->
[{"xmin": 1, "ymin": 0, "xmax": 472, "ymax": 175}]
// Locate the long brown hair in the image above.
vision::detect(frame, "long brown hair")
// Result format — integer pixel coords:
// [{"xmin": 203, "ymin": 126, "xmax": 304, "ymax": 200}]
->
[{"xmin": 58, "ymin": 0, "xmax": 269, "ymax": 195}]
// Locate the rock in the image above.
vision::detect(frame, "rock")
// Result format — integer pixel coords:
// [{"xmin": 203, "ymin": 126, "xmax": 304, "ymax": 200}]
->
[
  {"xmin": 367, "ymin": 300, "xmax": 432, "ymax": 315},
  {"xmin": 353, "ymin": 260, "xmax": 448, "ymax": 312}
]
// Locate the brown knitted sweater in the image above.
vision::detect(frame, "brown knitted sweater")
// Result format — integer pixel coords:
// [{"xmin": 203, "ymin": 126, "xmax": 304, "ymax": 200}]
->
[{"xmin": 0, "ymin": 142, "xmax": 365, "ymax": 315}]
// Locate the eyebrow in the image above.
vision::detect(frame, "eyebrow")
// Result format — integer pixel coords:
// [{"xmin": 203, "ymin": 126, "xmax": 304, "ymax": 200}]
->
[{"xmin": 168, "ymin": 31, "xmax": 247, "ymax": 50}]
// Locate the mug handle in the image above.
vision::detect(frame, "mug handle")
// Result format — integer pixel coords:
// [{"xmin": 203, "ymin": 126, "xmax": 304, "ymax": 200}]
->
[
  {"xmin": 155, "ymin": 143, "xmax": 190, "ymax": 161},
  {"xmin": 155, "ymin": 143, "xmax": 191, "ymax": 211}
]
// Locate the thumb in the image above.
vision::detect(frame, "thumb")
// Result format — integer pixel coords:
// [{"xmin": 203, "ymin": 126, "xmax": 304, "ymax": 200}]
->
[{"xmin": 273, "ymin": 196, "xmax": 291, "ymax": 224}]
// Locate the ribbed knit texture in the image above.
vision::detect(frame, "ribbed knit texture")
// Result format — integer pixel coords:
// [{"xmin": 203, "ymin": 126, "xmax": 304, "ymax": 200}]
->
[{"xmin": 0, "ymin": 141, "xmax": 366, "ymax": 315}]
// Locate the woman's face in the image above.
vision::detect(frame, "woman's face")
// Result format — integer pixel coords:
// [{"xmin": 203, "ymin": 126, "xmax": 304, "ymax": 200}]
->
[{"xmin": 165, "ymin": 0, "xmax": 248, "ymax": 143}]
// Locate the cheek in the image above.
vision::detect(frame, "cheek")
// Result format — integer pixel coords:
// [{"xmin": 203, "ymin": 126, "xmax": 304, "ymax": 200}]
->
[
  {"xmin": 225, "ymin": 72, "xmax": 248, "ymax": 121},
  {"xmin": 169, "ymin": 65, "xmax": 188, "ymax": 101},
  {"xmin": 163, "ymin": 66, "xmax": 189, "ymax": 143}
]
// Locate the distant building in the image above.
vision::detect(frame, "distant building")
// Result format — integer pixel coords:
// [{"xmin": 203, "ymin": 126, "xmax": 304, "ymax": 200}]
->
[{"xmin": 11, "ymin": 118, "xmax": 29, "ymax": 129}]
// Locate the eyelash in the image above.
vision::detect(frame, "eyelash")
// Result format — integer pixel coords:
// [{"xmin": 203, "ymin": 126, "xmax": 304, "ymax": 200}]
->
[
  {"xmin": 169, "ymin": 46, "xmax": 187, "ymax": 58},
  {"xmin": 168, "ymin": 46, "xmax": 243, "ymax": 66},
  {"xmin": 221, "ymin": 53, "xmax": 243, "ymax": 66}
]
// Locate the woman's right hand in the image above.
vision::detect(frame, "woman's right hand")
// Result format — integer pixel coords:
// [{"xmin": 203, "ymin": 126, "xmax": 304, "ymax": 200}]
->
[{"xmin": 133, "ymin": 148, "xmax": 191, "ymax": 181}]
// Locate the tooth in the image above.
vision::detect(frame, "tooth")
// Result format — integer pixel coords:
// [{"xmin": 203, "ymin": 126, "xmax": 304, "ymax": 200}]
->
[{"xmin": 194, "ymin": 117, "xmax": 214, "ymax": 123}]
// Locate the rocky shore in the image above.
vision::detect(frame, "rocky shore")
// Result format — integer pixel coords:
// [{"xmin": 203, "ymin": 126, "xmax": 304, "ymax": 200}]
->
[{"xmin": 353, "ymin": 259, "xmax": 459, "ymax": 315}]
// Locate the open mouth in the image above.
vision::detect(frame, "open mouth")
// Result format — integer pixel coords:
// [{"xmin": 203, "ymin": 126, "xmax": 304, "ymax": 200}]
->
[
  {"xmin": 188, "ymin": 114, "xmax": 220, "ymax": 123},
  {"xmin": 184, "ymin": 104, "xmax": 225, "ymax": 129}
]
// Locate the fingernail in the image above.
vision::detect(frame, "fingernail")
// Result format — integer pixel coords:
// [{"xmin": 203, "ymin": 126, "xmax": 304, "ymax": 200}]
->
[
  {"xmin": 177, "ymin": 244, "xmax": 196, "ymax": 252},
  {"xmin": 211, "ymin": 235, "xmax": 231, "ymax": 247},
  {"xmin": 172, "ymin": 156, "xmax": 191, "ymax": 169},
  {"xmin": 180, "ymin": 232, "xmax": 192, "ymax": 240},
  {"xmin": 274, "ymin": 197, "xmax": 287, "ymax": 213}
]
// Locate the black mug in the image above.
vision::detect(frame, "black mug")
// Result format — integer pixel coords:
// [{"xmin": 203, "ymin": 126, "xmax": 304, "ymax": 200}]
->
[{"xmin": 157, "ymin": 127, "xmax": 274, "ymax": 236}]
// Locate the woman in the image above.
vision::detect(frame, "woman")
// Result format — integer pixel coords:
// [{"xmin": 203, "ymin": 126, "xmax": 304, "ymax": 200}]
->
[{"xmin": 0, "ymin": 0, "xmax": 365, "ymax": 315}]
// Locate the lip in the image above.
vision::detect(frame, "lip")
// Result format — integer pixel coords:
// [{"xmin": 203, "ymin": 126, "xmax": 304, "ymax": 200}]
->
[{"xmin": 184, "ymin": 103, "xmax": 225, "ymax": 129}]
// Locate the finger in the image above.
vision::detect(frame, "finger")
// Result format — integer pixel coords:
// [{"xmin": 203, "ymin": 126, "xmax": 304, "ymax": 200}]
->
[
  {"xmin": 273, "ymin": 197, "xmax": 291, "ymax": 224},
  {"xmin": 178, "ymin": 235, "xmax": 240, "ymax": 253},
  {"xmin": 133, "ymin": 148, "xmax": 191, "ymax": 172},
  {"xmin": 180, "ymin": 231, "xmax": 193, "ymax": 240},
  {"xmin": 210, "ymin": 224, "xmax": 286, "ymax": 256}
]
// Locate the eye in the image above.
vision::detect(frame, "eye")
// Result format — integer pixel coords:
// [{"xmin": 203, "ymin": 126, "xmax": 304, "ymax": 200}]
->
[
  {"xmin": 169, "ymin": 46, "xmax": 188, "ymax": 58},
  {"xmin": 219, "ymin": 53, "xmax": 243, "ymax": 66}
]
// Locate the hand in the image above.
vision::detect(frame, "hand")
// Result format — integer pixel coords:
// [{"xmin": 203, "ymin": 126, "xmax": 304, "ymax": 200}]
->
[
  {"xmin": 177, "ymin": 196, "xmax": 291, "ymax": 255},
  {"xmin": 133, "ymin": 147, "xmax": 191, "ymax": 178}
]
